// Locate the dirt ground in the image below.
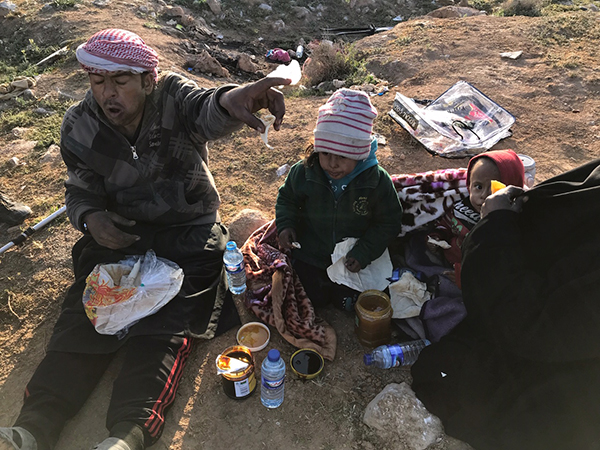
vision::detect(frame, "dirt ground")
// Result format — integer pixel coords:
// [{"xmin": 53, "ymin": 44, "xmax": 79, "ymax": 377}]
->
[{"xmin": 1, "ymin": 0, "xmax": 600, "ymax": 448}]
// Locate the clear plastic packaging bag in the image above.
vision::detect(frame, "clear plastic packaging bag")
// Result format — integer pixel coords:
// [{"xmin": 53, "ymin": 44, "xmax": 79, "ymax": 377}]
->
[
  {"xmin": 82, "ymin": 249, "xmax": 184, "ymax": 337},
  {"xmin": 389, "ymin": 81, "xmax": 515, "ymax": 158}
]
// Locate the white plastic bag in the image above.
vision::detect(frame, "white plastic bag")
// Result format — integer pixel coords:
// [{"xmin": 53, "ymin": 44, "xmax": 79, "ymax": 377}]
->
[
  {"xmin": 388, "ymin": 81, "xmax": 515, "ymax": 158},
  {"xmin": 82, "ymin": 249, "xmax": 184, "ymax": 337}
]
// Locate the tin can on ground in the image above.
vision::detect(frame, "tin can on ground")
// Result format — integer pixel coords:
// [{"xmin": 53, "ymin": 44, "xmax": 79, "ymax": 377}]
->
[
  {"xmin": 518, "ymin": 154, "xmax": 536, "ymax": 188},
  {"xmin": 216, "ymin": 345, "xmax": 257, "ymax": 400},
  {"xmin": 354, "ymin": 290, "xmax": 392, "ymax": 348}
]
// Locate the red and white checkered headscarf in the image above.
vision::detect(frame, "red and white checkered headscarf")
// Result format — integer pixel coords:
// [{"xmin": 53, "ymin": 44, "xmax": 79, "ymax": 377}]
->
[
  {"xmin": 76, "ymin": 29, "xmax": 159, "ymax": 82},
  {"xmin": 313, "ymin": 89, "xmax": 377, "ymax": 161}
]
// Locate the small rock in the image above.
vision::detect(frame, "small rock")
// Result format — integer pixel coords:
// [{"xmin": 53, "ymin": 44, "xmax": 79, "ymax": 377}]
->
[
  {"xmin": 57, "ymin": 90, "xmax": 78, "ymax": 102},
  {"xmin": 0, "ymin": 1, "xmax": 17, "ymax": 16},
  {"xmin": 206, "ymin": 0, "xmax": 221, "ymax": 14},
  {"xmin": 163, "ymin": 5, "xmax": 184, "ymax": 17},
  {"xmin": 138, "ymin": 5, "xmax": 149, "ymax": 13},
  {"xmin": 237, "ymin": 53, "xmax": 260, "ymax": 73},
  {"xmin": 181, "ymin": 14, "xmax": 196, "ymax": 26},
  {"xmin": 291, "ymin": 5, "xmax": 310, "ymax": 18},
  {"xmin": 7, "ymin": 157, "xmax": 20, "ymax": 168},
  {"xmin": 11, "ymin": 127, "xmax": 28, "ymax": 138},
  {"xmin": 40, "ymin": 144, "xmax": 61, "ymax": 164},
  {"xmin": 35, "ymin": 107, "xmax": 55, "ymax": 115},
  {"xmin": 92, "ymin": 0, "xmax": 110, "ymax": 7},
  {"xmin": 41, "ymin": 3, "xmax": 54, "ymax": 12},
  {"xmin": 500, "ymin": 50, "xmax": 523, "ymax": 60},
  {"xmin": 272, "ymin": 19, "xmax": 285, "ymax": 32},
  {"xmin": 22, "ymin": 89, "xmax": 35, "ymax": 100},
  {"xmin": 332, "ymin": 79, "xmax": 345, "ymax": 88},
  {"xmin": 258, "ymin": 3, "xmax": 272, "ymax": 11}
]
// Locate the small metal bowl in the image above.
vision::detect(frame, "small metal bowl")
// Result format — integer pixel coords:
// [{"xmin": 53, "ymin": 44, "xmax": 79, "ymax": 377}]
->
[
  {"xmin": 236, "ymin": 322, "xmax": 270, "ymax": 353},
  {"xmin": 290, "ymin": 348, "xmax": 324, "ymax": 380}
]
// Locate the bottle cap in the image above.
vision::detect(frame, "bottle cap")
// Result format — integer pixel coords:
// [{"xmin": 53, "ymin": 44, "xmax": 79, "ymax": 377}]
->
[
  {"xmin": 363, "ymin": 353, "xmax": 373, "ymax": 365},
  {"xmin": 226, "ymin": 241, "xmax": 236, "ymax": 250},
  {"xmin": 268, "ymin": 348, "xmax": 280, "ymax": 362}
]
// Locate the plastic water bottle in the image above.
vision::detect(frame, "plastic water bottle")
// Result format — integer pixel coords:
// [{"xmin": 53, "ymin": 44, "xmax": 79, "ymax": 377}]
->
[
  {"xmin": 261, "ymin": 348, "xmax": 285, "ymax": 408},
  {"xmin": 363, "ymin": 339, "xmax": 431, "ymax": 369},
  {"xmin": 223, "ymin": 241, "xmax": 246, "ymax": 295}
]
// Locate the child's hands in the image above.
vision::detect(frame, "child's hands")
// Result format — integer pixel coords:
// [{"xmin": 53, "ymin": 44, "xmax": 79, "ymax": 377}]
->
[
  {"xmin": 278, "ymin": 228, "xmax": 297, "ymax": 252},
  {"xmin": 344, "ymin": 256, "xmax": 361, "ymax": 273},
  {"xmin": 442, "ymin": 269, "xmax": 456, "ymax": 284}
]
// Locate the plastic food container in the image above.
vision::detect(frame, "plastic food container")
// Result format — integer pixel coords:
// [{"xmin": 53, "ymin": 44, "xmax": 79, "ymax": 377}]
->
[
  {"xmin": 236, "ymin": 322, "xmax": 270, "ymax": 352},
  {"xmin": 354, "ymin": 290, "xmax": 392, "ymax": 348}
]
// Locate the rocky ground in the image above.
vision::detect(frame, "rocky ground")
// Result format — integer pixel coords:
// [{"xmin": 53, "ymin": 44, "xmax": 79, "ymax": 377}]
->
[{"xmin": 1, "ymin": 0, "xmax": 600, "ymax": 448}]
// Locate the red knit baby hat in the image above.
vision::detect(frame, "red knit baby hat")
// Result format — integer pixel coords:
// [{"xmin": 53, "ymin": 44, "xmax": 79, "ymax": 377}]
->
[{"xmin": 466, "ymin": 149, "xmax": 525, "ymax": 188}]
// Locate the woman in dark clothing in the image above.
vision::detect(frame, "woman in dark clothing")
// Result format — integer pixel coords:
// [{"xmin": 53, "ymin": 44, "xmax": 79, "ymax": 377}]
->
[{"xmin": 411, "ymin": 159, "xmax": 600, "ymax": 450}]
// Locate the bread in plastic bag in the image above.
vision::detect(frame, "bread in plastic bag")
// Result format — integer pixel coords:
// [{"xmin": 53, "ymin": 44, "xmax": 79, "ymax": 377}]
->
[{"xmin": 82, "ymin": 249, "xmax": 184, "ymax": 337}]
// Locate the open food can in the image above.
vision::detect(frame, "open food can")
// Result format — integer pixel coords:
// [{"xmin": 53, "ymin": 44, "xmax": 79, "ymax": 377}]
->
[{"xmin": 216, "ymin": 345, "xmax": 257, "ymax": 400}]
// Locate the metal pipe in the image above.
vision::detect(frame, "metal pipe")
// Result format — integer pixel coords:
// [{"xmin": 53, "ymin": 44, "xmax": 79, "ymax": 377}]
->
[{"xmin": 0, "ymin": 205, "xmax": 67, "ymax": 255}]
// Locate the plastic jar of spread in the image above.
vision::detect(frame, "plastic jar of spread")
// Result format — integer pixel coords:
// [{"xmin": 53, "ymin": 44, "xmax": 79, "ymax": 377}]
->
[{"xmin": 354, "ymin": 290, "xmax": 392, "ymax": 348}]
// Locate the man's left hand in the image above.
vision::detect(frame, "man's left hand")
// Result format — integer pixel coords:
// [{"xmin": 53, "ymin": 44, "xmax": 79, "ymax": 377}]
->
[{"xmin": 219, "ymin": 77, "xmax": 291, "ymax": 133}]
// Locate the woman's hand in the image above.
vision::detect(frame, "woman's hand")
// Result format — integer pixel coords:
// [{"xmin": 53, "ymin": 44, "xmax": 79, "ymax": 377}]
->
[{"xmin": 480, "ymin": 185, "xmax": 528, "ymax": 218}]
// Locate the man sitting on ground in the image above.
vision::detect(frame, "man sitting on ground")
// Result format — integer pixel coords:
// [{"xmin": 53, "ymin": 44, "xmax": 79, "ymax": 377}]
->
[{"xmin": 0, "ymin": 28, "xmax": 290, "ymax": 450}]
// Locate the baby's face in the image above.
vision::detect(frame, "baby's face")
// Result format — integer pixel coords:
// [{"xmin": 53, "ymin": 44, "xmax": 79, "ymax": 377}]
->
[
  {"xmin": 469, "ymin": 158, "xmax": 501, "ymax": 212},
  {"xmin": 318, "ymin": 152, "xmax": 358, "ymax": 179}
]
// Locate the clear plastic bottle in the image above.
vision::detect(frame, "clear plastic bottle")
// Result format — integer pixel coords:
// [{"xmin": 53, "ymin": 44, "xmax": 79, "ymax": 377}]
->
[
  {"xmin": 223, "ymin": 241, "xmax": 246, "ymax": 295},
  {"xmin": 261, "ymin": 348, "xmax": 285, "ymax": 408},
  {"xmin": 363, "ymin": 339, "xmax": 431, "ymax": 369}
]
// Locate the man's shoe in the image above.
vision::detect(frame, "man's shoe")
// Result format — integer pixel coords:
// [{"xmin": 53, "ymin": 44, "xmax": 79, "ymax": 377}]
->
[
  {"xmin": 0, "ymin": 427, "xmax": 37, "ymax": 450},
  {"xmin": 0, "ymin": 193, "xmax": 31, "ymax": 226},
  {"xmin": 91, "ymin": 437, "xmax": 132, "ymax": 450}
]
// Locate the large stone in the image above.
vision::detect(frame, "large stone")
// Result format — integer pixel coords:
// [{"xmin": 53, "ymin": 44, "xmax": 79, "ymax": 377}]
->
[
  {"xmin": 237, "ymin": 54, "xmax": 260, "ymax": 73},
  {"xmin": 363, "ymin": 382, "xmax": 444, "ymax": 450},
  {"xmin": 186, "ymin": 50, "xmax": 230, "ymax": 78},
  {"xmin": 227, "ymin": 209, "xmax": 270, "ymax": 247}
]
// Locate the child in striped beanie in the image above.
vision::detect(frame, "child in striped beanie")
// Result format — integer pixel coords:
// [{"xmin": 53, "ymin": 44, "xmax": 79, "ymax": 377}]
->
[{"xmin": 275, "ymin": 89, "xmax": 403, "ymax": 310}]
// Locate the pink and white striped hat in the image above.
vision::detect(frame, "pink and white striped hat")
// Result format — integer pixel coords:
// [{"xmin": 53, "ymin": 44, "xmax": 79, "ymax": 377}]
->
[
  {"xmin": 76, "ymin": 29, "xmax": 159, "ymax": 82},
  {"xmin": 313, "ymin": 89, "xmax": 377, "ymax": 161}
]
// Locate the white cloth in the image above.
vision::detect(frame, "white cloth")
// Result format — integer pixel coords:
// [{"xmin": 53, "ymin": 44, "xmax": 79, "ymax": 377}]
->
[
  {"xmin": 389, "ymin": 271, "xmax": 432, "ymax": 319},
  {"xmin": 76, "ymin": 46, "xmax": 148, "ymax": 74},
  {"xmin": 326, "ymin": 237, "xmax": 392, "ymax": 292}
]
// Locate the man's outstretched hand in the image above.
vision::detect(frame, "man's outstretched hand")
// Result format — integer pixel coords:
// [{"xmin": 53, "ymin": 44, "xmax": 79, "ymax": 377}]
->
[
  {"xmin": 219, "ymin": 76, "xmax": 291, "ymax": 133},
  {"xmin": 84, "ymin": 211, "xmax": 140, "ymax": 249}
]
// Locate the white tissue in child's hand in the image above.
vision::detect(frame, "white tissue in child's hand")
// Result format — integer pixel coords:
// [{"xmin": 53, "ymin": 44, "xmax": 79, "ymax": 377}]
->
[
  {"xmin": 266, "ymin": 60, "xmax": 302, "ymax": 85},
  {"xmin": 261, "ymin": 114, "xmax": 276, "ymax": 149}
]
